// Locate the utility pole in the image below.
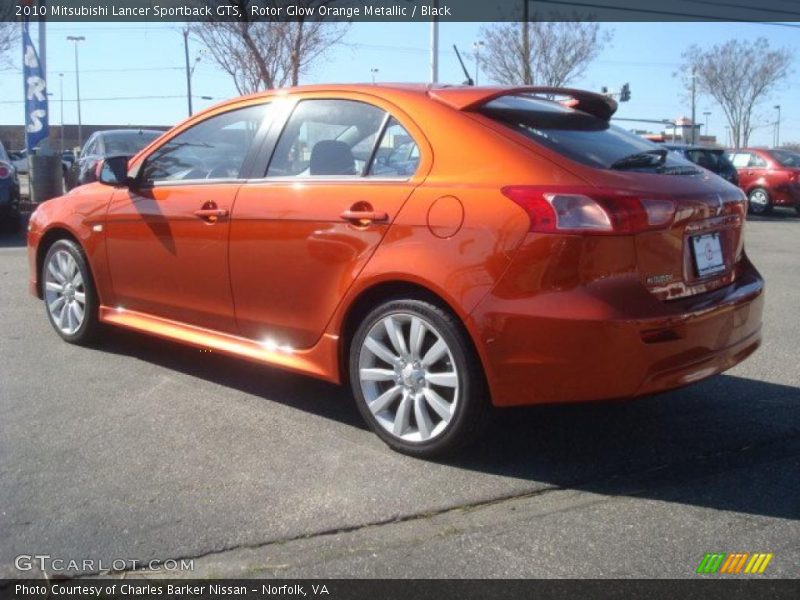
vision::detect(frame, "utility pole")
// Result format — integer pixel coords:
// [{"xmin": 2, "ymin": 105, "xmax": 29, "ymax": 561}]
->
[
  {"xmin": 38, "ymin": 1, "xmax": 49, "ymax": 152},
  {"xmin": 690, "ymin": 66, "xmax": 697, "ymax": 144},
  {"xmin": 183, "ymin": 28, "xmax": 193, "ymax": 117},
  {"xmin": 59, "ymin": 73, "xmax": 64, "ymax": 153},
  {"xmin": 522, "ymin": 0, "xmax": 531, "ymax": 85},
  {"xmin": 703, "ymin": 110, "xmax": 711, "ymax": 138},
  {"xmin": 774, "ymin": 104, "xmax": 781, "ymax": 147},
  {"xmin": 473, "ymin": 40, "xmax": 484, "ymax": 85},
  {"xmin": 67, "ymin": 36, "xmax": 85, "ymax": 148},
  {"xmin": 370, "ymin": 68, "xmax": 379, "ymax": 84},
  {"xmin": 430, "ymin": 0, "xmax": 439, "ymax": 84},
  {"xmin": 37, "ymin": 3, "xmax": 46, "ymax": 73}
]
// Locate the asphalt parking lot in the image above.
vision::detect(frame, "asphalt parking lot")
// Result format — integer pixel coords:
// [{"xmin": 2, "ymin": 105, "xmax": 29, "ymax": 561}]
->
[{"xmin": 1, "ymin": 211, "xmax": 799, "ymax": 579}]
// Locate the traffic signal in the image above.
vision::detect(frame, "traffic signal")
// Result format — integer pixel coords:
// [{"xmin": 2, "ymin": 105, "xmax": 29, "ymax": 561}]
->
[{"xmin": 620, "ymin": 83, "xmax": 631, "ymax": 102}]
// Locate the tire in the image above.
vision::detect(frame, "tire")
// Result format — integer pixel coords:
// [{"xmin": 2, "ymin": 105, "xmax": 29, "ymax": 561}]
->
[
  {"xmin": 41, "ymin": 239, "xmax": 100, "ymax": 345},
  {"xmin": 747, "ymin": 187, "xmax": 772, "ymax": 215},
  {"xmin": 349, "ymin": 298, "xmax": 489, "ymax": 457}
]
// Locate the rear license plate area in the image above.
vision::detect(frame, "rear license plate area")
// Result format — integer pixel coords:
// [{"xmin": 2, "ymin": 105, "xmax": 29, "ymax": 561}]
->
[{"xmin": 691, "ymin": 232, "xmax": 725, "ymax": 278}]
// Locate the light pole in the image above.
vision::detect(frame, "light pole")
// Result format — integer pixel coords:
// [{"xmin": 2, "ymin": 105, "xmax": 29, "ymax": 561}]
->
[
  {"xmin": 690, "ymin": 67, "xmax": 697, "ymax": 144},
  {"xmin": 472, "ymin": 40, "xmax": 484, "ymax": 85},
  {"xmin": 182, "ymin": 28, "xmax": 201, "ymax": 117},
  {"xmin": 522, "ymin": 0, "xmax": 531, "ymax": 85},
  {"xmin": 370, "ymin": 68, "xmax": 379, "ymax": 84},
  {"xmin": 703, "ymin": 110, "xmax": 711, "ymax": 138},
  {"xmin": 59, "ymin": 73, "xmax": 64, "ymax": 153},
  {"xmin": 66, "ymin": 36, "xmax": 85, "ymax": 149},
  {"xmin": 774, "ymin": 104, "xmax": 781, "ymax": 147},
  {"xmin": 430, "ymin": 0, "xmax": 439, "ymax": 83}
]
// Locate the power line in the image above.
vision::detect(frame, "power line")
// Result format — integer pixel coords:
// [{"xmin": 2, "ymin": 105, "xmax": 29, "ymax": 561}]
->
[
  {"xmin": 0, "ymin": 94, "xmax": 188, "ymax": 105},
  {"xmin": 0, "ymin": 66, "xmax": 184, "ymax": 75}
]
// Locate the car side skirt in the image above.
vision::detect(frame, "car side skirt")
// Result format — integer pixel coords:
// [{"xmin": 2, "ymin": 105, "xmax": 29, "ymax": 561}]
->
[{"xmin": 98, "ymin": 306, "xmax": 341, "ymax": 384}]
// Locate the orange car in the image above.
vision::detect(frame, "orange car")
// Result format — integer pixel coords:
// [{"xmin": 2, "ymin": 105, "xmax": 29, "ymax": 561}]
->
[{"xmin": 27, "ymin": 85, "xmax": 764, "ymax": 456}]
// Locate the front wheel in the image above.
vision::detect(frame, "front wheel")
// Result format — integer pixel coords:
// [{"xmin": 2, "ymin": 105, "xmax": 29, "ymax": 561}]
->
[
  {"xmin": 42, "ymin": 239, "xmax": 100, "ymax": 344},
  {"xmin": 349, "ymin": 299, "xmax": 489, "ymax": 457},
  {"xmin": 747, "ymin": 187, "xmax": 772, "ymax": 215}
]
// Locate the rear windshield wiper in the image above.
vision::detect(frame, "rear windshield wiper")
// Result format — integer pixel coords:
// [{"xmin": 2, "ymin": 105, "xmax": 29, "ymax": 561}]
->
[{"xmin": 610, "ymin": 149, "xmax": 667, "ymax": 170}]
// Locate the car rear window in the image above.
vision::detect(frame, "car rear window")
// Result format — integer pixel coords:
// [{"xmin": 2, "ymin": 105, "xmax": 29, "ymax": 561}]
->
[
  {"xmin": 685, "ymin": 149, "xmax": 732, "ymax": 171},
  {"xmin": 479, "ymin": 95, "xmax": 696, "ymax": 172},
  {"xmin": 771, "ymin": 149, "xmax": 800, "ymax": 168}
]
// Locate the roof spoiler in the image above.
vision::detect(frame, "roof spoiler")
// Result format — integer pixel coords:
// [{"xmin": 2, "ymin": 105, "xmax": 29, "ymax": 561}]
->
[{"xmin": 428, "ymin": 86, "xmax": 618, "ymax": 121}]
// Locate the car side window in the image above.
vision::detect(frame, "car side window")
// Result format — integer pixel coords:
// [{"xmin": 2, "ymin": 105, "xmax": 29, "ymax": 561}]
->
[
  {"xmin": 142, "ymin": 103, "xmax": 271, "ymax": 184},
  {"xmin": 367, "ymin": 118, "xmax": 420, "ymax": 178},
  {"xmin": 81, "ymin": 136, "xmax": 98, "ymax": 159},
  {"xmin": 266, "ymin": 100, "xmax": 386, "ymax": 178},
  {"xmin": 749, "ymin": 154, "xmax": 767, "ymax": 168},
  {"xmin": 730, "ymin": 153, "xmax": 750, "ymax": 168}
]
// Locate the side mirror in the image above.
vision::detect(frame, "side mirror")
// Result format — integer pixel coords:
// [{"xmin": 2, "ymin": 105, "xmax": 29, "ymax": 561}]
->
[{"xmin": 96, "ymin": 155, "xmax": 132, "ymax": 187}]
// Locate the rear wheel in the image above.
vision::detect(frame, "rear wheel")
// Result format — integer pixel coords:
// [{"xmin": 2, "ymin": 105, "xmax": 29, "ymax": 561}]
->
[
  {"xmin": 349, "ymin": 299, "xmax": 489, "ymax": 457},
  {"xmin": 42, "ymin": 239, "xmax": 100, "ymax": 345},
  {"xmin": 747, "ymin": 187, "xmax": 772, "ymax": 215}
]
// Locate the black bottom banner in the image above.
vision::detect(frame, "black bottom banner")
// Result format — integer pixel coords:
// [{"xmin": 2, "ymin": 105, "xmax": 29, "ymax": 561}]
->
[{"xmin": 1, "ymin": 579, "xmax": 799, "ymax": 600}]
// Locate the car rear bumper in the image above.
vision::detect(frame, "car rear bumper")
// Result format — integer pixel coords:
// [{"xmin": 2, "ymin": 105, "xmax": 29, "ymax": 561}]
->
[
  {"xmin": 468, "ymin": 250, "xmax": 764, "ymax": 407},
  {"xmin": 772, "ymin": 183, "xmax": 800, "ymax": 205}
]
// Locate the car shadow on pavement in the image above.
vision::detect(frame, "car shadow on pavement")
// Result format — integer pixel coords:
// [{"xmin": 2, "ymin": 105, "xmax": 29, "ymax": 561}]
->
[
  {"xmin": 455, "ymin": 375, "xmax": 800, "ymax": 520},
  {"xmin": 94, "ymin": 328, "xmax": 365, "ymax": 429},
  {"xmin": 94, "ymin": 328, "xmax": 800, "ymax": 520},
  {"xmin": 747, "ymin": 207, "xmax": 800, "ymax": 222},
  {"xmin": 0, "ymin": 229, "xmax": 27, "ymax": 248}
]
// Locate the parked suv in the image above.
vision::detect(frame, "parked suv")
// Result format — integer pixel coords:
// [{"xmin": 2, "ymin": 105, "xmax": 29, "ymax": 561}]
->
[
  {"xmin": 664, "ymin": 144, "xmax": 738, "ymax": 185},
  {"xmin": 727, "ymin": 148, "xmax": 800, "ymax": 215}
]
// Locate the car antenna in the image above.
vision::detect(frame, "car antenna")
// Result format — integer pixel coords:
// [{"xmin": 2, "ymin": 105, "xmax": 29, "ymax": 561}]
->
[{"xmin": 453, "ymin": 45, "xmax": 475, "ymax": 86}]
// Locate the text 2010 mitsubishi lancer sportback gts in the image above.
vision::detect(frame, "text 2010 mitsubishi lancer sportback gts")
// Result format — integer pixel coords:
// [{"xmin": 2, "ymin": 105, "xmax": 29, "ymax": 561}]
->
[{"xmin": 28, "ymin": 85, "xmax": 764, "ymax": 457}]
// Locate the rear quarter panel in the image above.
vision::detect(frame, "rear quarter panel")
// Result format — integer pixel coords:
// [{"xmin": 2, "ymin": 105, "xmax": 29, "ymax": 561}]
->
[{"xmin": 326, "ymin": 94, "xmax": 589, "ymax": 369}]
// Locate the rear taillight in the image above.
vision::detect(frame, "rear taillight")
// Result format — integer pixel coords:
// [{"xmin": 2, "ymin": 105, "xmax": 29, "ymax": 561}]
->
[
  {"xmin": 501, "ymin": 186, "xmax": 676, "ymax": 235},
  {"xmin": 0, "ymin": 162, "xmax": 11, "ymax": 179}
]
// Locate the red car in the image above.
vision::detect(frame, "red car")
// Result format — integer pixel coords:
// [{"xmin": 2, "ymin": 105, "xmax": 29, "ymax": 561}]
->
[
  {"xmin": 728, "ymin": 148, "xmax": 800, "ymax": 215},
  {"xmin": 27, "ymin": 85, "xmax": 764, "ymax": 457}
]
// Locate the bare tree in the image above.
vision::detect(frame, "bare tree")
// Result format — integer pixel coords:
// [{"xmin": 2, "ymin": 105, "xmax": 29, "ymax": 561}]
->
[
  {"xmin": 0, "ymin": 5, "xmax": 20, "ymax": 69},
  {"xmin": 479, "ymin": 20, "xmax": 612, "ymax": 87},
  {"xmin": 189, "ymin": 1, "xmax": 347, "ymax": 95},
  {"xmin": 681, "ymin": 38, "xmax": 792, "ymax": 149}
]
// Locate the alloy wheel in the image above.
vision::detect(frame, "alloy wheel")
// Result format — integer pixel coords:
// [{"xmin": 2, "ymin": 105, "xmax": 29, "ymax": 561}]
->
[
  {"xmin": 44, "ymin": 249, "xmax": 87, "ymax": 335},
  {"xmin": 749, "ymin": 189, "xmax": 769, "ymax": 213},
  {"xmin": 358, "ymin": 313, "xmax": 459, "ymax": 443}
]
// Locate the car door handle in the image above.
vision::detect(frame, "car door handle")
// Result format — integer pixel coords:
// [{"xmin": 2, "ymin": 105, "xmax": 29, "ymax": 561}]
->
[
  {"xmin": 340, "ymin": 209, "xmax": 388, "ymax": 223},
  {"xmin": 194, "ymin": 208, "xmax": 229, "ymax": 219}
]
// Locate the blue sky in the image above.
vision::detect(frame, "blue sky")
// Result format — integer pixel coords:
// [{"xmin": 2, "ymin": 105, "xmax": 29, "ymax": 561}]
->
[{"xmin": 1, "ymin": 21, "xmax": 798, "ymax": 147}]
